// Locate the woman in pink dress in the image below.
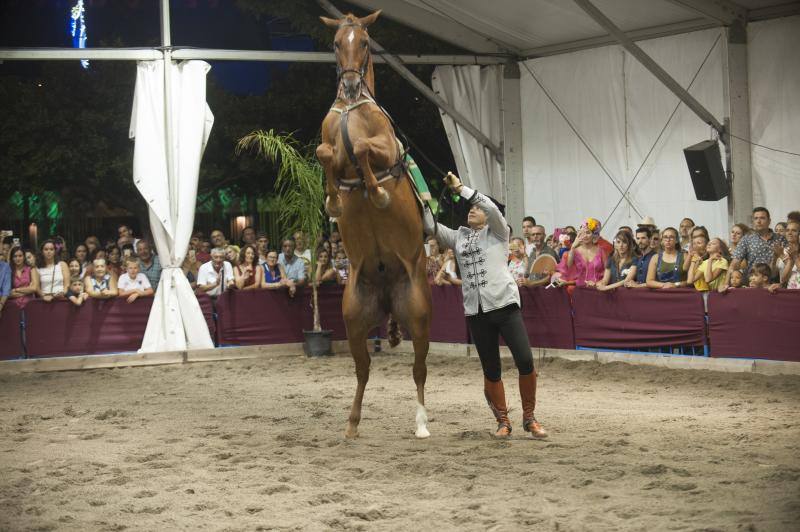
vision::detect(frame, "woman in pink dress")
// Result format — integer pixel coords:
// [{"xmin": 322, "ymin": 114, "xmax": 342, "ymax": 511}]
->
[
  {"xmin": 8, "ymin": 246, "xmax": 39, "ymax": 308},
  {"xmin": 567, "ymin": 218, "xmax": 608, "ymax": 287}
]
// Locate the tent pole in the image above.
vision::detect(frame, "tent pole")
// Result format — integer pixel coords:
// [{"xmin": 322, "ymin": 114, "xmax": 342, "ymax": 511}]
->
[
  {"xmin": 317, "ymin": 0, "xmax": 503, "ymax": 163},
  {"xmin": 573, "ymin": 0, "xmax": 725, "ymax": 136},
  {"xmin": 160, "ymin": 0, "xmax": 177, "ymax": 232}
]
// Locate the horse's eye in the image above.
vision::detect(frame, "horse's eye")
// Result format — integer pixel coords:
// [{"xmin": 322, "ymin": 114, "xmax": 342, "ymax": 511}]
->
[{"xmin": 361, "ymin": 41, "xmax": 368, "ymax": 48}]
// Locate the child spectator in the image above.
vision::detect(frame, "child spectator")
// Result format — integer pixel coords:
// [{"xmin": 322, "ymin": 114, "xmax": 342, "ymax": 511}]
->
[
  {"xmin": 685, "ymin": 233, "xmax": 710, "ymax": 290},
  {"xmin": 748, "ymin": 263, "xmax": 772, "ymax": 289},
  {"xmin": 596, "ymin": 231, "xmax": 637, "ymax": 291},
  {"xmin": 67, "ymin": 276, "xmax": 88, "ymax": 306},
  {"xmin": 67, "ymin": 258, "xmax": 82, "ymax": 280},
  {"xmin": 85, "ymin": 258, "xmax": 118, "ymax": 299},
  {"xmin": 507, "ymin": 237, "xmax": 528, "ymax": 283},
  {"xmin": 234, "ymin": 244, "xmax": 263, "ymax": 290},
  {"xmin": 694, "ymin": 238, "xmax": 729, "ymax": 292},
  {"xmin": 118, "ymin": 257, "xmax": 154, "ymax": 303},
  {"xmin": 334, "ymin": 250, "xmax": 349, "ymax": 285},
  {"xmin": 8, "ymin": 246, "xmax": 39, "ymax": 308},
  {"xmin": 722, "ymin": 269, "xmax": 745, "ymax": 291},
  {"xmin": 646, "ymin": 227, "xmax": 687, "ymax": 289}
]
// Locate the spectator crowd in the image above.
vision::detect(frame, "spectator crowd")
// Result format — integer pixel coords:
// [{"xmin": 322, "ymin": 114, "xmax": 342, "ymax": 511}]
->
[
  {"xmin": 1, "ymin": 206, "xmax": 798, "ymax": 320},
  {"xmin": 0, "ymin": 225, "xmax": 350, "ymax": 318}
]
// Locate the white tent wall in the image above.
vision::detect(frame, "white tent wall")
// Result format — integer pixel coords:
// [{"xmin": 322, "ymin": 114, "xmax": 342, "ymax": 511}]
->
[
  {"xmin": 431, "ymin": 65, "xmax": 504, "ymax": 200},
  {"xmin": 748, "ymin": 15, "xmax": 800, "ymax": 223},
  {"xmin": 520, "ymin": 28, "xmax": 727, "ymax": 239}
]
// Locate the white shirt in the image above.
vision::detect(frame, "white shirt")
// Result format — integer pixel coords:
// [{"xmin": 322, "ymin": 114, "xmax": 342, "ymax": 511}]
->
[
  {"xmin": 197, "ymin": 261, "xmax": 234, "ymax": 297},
  {"xmin": 118, "ymin": 272, "xmax": 151, "ymax": 292}
]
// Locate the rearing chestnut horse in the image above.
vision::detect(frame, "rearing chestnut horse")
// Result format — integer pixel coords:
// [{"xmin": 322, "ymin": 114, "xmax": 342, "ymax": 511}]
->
[{"xmin": 316, "ymin": 10, "xmax": 432, "ymax": 439}]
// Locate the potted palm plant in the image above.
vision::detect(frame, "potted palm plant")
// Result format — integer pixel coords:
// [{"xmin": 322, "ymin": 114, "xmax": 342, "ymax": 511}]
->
[{"xmin": 236, "ymin": 130, "xmax": 332, "ymax": 356}]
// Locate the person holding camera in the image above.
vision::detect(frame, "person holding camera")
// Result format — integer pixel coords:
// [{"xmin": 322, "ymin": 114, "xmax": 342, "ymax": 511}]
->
[{"xmin": 423, "ymin": 173, "xmax": 547, "ymax": 440}]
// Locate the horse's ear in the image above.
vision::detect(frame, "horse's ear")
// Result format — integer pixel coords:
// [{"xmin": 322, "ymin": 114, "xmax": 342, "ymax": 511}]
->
[
  {"xmin": 320, "ymin": 16, "xmax": 341, "ymax": 28},
  {"xmin": 359, "ymin": 10, "xmax": 381, "ymax": 28}
]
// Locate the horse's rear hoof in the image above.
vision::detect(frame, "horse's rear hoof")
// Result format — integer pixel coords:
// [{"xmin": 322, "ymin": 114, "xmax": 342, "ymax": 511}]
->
[
  {"xmin": 415, "ymin": 427, "xmax": 431, "ymax": 439},
  {"xmin": 345, "ymin": 426, "xmax": 359, "ymax": 439}
]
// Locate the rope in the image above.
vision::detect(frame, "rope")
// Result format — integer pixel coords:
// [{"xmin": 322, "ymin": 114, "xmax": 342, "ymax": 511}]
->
[{"xmin": 602, "ymin": 33, "xmax": 722, "ymax": 225}]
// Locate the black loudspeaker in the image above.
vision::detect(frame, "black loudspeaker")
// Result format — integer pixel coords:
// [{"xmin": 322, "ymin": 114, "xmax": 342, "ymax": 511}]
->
[{"xmin": 683, "ymin": 140, "xmax": 729, "ymax": 201}]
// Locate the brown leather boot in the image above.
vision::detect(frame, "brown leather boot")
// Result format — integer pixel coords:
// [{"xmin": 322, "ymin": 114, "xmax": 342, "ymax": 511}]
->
[
  {"xmin": 519, "ymin": 372, "xmax": 548, "ymax": 439},
  {"xmin": 484, "ymin": 378, "xmax": 512, "ymax": 438}
]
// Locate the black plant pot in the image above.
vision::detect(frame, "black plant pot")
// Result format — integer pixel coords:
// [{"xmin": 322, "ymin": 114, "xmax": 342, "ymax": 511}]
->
[{"xmin": 303, "ymin": 329, "xmax": 334, "ymax": 357}]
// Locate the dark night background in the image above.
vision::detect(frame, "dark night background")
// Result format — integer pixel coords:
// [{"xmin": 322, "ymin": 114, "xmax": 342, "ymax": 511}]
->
[{"xmin": 0, "ymin": 0, "xmax": 460, "ymax": 244}]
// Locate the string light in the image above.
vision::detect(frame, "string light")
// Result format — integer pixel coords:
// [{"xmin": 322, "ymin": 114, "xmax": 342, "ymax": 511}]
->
[{"xmin": 70, "ymin": 0, "xmax": 89, "ymax": 69}]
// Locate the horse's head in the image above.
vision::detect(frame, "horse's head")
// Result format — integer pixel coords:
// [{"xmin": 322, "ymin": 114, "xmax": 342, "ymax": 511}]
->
[{"xmin": 321, "ymin": 10, "xmax": 381, "ymax": 102}]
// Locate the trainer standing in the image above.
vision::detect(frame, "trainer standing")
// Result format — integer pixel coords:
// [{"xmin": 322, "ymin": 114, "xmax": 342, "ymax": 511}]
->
[{"xmin": 424, "ymin": 172, "xmax": 547, "ymax": 439}]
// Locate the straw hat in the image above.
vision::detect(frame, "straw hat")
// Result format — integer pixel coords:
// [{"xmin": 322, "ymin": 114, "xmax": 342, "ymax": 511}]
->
[{"xmin": 637, "ymin": 216, "xmax": 657, "ymax": 228}]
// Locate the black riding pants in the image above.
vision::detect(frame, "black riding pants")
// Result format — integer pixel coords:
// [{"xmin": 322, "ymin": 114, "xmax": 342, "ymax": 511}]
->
[{"xmin": 467, "ymin": 304, "xmax": 534, "ymax": 382}]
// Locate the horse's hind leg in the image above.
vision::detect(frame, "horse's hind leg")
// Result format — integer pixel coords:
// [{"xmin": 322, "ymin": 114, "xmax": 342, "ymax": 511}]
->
[
  {"xmin": 395, "ymin": 279, "xmax": 432, "ymax": 438},
  {"xmin": 342, "ymin": 280, "xmax": 382, "ymax": 439}
]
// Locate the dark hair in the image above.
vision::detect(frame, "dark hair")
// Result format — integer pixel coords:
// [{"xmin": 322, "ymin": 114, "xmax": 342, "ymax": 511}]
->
[
  {"xmin": 691, "ymin": 225, "xmax": 710, "ymax": 242},
  {"xmin": 752, "ymin": 206, "xmax": 770, "ymax": 218},
  {"xmin": 775, "ymin": 222, "xmax": 787, "ymax": 230},
  {"xmin": 612, "ymin": 230, "xmax": 637, "ymax": 261},
  {"xmin": 787, "ymin": 211, "xmax": 800, "ymax": 224},
  {"xmin": 635, "ymin": 226, "xmax": 652, "ymax": 238},
  {"xmin": 522, "ymin": 216, "xmax": 536, "ymax": 226},
  {"xmin": 8, "ymin": 246, "xmax": 24, "ymax": 266},
  {"xmin": 732, "ymin": 223, "xmax": 751, "ymax": 236},
  {"xmin": 661, "ymin": 227, "xmax": 680, "ymax": 244},
  {"xmin": 238, "ymin": 244, "xmax": 258, "ymax": 268},
  {"xmin": 751, "ymin": 262, "xmax": 771, "ymax": 278}
]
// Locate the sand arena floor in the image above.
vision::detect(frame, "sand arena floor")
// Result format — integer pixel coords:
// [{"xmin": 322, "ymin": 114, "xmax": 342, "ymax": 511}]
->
[{"xmin": 0, "ymin": 352, "xmax": 799, "ymax": 531}]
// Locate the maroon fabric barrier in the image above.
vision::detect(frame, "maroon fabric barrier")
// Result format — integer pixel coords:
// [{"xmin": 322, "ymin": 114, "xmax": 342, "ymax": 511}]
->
[
  {"xmin": 519, "ymin": 287, "xmax": 575, "ymax": 349},
  {"xmin": 429, "ymin": 285, "xmax": 469, "ymax": 343},
  {"xmin": 572, "ymin": 287, "xmax": 705, "ymax": 348},
  {"xmin": 708, "ymin": 289, "xmax": 800, "ymax": 362},
  {"xmin": 196, "ymin": 293, "xmax": 216, "ymax": 343},
  {"xmin": 25, "ymin": 297, "xmax": 154, "ymax": 357},
  {"xmin": 0, "ymin": 303, "xmax": 24, "ymax": 359},
  {"xmin": 304, "ymin": 285, "xmax": 348, "ymax": 341},
  {"xmin": 216, "ymin": 289, "xmax": 308, "ymax": 345},
  {"xmin": 24, "ymin": 296, "xmax": 217, "ymax": 357}
]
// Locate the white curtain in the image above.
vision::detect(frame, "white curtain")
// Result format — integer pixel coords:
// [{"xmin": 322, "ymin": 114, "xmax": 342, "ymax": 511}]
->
[
  {"xmin": 129, "ymin": 60, "xmax": 215, "ymax": 353},
  {"xmin": 431, "ymin": 65, "xmax": 504, "ymax": 200},
  {"xmin": 748, "ymin": 15, "xmax": 800, "ymax": 222},
  {"xmin": 520, "ymin": 28, "xmax": 727, "ymax": 238}
]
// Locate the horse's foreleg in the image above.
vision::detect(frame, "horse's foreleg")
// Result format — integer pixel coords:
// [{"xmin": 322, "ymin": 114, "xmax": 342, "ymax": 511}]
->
[
  {"xmin": 352, "ymin": 137, "xmax": 394, "ymax": 209},
  {"xmin": 316, "ymin": 142, "xmax": 342, "ymax": 217}
]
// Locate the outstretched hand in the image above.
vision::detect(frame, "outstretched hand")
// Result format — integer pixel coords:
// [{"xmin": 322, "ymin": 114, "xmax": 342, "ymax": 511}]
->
[{"xmin": 443, "ymin": 172, "xmax": 462, "ymax": 192}]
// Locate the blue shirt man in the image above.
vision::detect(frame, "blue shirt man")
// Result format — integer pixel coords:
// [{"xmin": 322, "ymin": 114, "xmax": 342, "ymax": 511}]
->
[
  {"xmin": 277, "ymin": 239, "xmax": 306, "ymax": 285},
  {"xmin": 631, "ymin": 227, "xmax": 655, "ymax": 287}
]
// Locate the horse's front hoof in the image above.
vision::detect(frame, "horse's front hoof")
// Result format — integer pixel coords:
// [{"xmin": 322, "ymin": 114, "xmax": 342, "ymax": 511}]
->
[
  {"xmin": 372, "ymin": 187, "xmax": 391, "ymax": 209},
  {"xmin": 345, "ymin": 425, "xmax": 359, "ymax": 439},
  {"xmin": 326, "ymin": 196, "xmax": 343, "ymax": 218}
]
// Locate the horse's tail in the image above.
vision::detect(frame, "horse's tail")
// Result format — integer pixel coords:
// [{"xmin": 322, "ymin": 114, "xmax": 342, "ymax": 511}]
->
[{"xmin": 387, "ymin": 316, "xmax": 402, "ymax": 348}]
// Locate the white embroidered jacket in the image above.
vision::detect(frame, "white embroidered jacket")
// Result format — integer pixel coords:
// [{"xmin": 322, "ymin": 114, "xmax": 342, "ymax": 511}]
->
[{"xmin": 424, "ymin": 186, "xmax": 519, "ymax": 316}]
